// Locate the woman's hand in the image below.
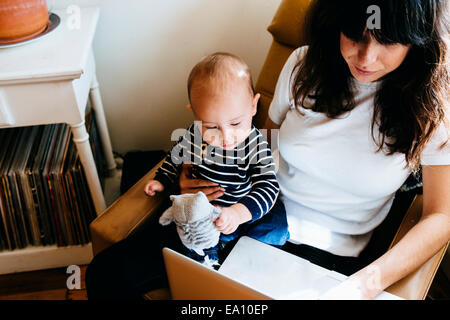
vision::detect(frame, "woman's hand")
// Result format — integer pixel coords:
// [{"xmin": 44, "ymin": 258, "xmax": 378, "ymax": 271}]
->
[
  {"xmin": 318, "ymin": 277, "xmax": 369, "ymax": 300},
  {"xmin": 213, "ymin": 203, "xmax": 252, "ymax": 235},
  {"xmin": 179, "ymin": 164, "xmax": 225, "ymax": 202},
  {"xmin": 318, "ymin": 266, "xmax": 383, "ymax": 300}
]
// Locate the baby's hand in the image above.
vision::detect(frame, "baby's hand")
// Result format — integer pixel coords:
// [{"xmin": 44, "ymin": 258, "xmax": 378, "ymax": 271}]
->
[
  {"xmin": 213, "ymin": 203, "xmax": 252, "ymax": 235},
  {"xmin": 144, "ymin": 180, "xmax": 164, "ymax": 196}
]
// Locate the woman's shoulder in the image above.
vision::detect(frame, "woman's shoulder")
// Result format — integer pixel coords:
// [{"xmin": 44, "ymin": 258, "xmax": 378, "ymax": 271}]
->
[
  {"xmin": 284, "ymin": 45, "xmax": 309, "ymax": 71},
  {"xmin": 293, "ymin": 45, "xmax": 309, "ymax": 59},
  {"xmin": 278, "ymin": 45, "xmax": 310, "ymax": 92}
]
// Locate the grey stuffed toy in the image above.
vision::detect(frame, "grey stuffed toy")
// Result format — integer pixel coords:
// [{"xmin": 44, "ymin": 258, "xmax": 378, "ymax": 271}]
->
[{"xmin": 159, "ymin": 191, "xmax": 222, "ymax": 256}]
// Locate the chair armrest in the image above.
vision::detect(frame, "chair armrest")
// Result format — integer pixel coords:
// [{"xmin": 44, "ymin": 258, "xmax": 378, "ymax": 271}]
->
[
  {"xmin": 89, "ymin": 159, "xmax": 168, "ymax": 256},
  {"xmin": 385, "ymin": 195, "xmax": 449, "ymax": 299}
]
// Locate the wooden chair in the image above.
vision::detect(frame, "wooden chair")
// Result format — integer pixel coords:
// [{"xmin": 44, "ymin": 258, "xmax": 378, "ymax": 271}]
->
[{"xmin": 89, "ymin": 0, "xmax": 449, "ymax": 300}]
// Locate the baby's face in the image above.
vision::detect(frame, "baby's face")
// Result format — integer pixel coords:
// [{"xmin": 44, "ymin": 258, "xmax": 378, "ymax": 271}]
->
[{"xmin": 189, "ymin": 79, "xmax": 259, "ymax": 150}]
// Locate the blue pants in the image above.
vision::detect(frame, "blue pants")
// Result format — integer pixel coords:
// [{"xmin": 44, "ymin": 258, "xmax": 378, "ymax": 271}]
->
[{"xmin": 220, "ymin": 196, "xmax": 290, "ymax": 246}]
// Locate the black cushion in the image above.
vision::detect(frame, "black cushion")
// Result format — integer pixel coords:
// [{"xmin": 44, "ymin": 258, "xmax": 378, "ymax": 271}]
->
[{"xmin": 120, "ymin": 150, "xmax": 166, "ymax": 194}]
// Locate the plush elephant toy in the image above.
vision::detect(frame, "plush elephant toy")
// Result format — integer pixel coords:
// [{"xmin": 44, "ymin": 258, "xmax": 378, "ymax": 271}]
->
[{"xmin": 159, "ymin": 191, "xmax": 222, "ymax": 256}]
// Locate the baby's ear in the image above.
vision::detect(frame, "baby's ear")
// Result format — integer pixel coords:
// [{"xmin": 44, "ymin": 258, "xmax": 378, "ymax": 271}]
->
[
  {"xmin": 159, "ymin": 207, "xmax": 173, "ymax": 226},
  {"xmin": 251, "ymin": 93, "xmax": 260, "ymax": 116}
]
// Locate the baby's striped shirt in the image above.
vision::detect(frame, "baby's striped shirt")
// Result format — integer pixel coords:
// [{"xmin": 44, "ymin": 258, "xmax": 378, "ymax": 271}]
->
[{"xmin": 154, "ymin": 123, "xmax": 280, "ymax": 221}]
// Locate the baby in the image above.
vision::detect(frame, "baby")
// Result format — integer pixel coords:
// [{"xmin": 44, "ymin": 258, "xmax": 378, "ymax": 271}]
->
[{"xmin": 144, "ymin": 52, "xmax": 289, "ymax": 264}]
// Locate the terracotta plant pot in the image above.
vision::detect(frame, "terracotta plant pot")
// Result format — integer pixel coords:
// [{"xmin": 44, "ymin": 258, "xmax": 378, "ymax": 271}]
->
[{"xmin": 0, "ymin": 0, "xmax": 49, "ymax": 44}]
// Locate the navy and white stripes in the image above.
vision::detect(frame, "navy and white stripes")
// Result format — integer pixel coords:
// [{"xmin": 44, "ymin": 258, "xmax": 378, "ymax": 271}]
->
[{"xmin": 154, "ymin": 123, "xmax": 280, "ymax": 221}]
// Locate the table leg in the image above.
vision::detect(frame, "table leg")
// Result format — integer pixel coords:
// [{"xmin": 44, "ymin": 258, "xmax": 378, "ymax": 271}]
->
[
  {"xmin": 89, "ymin": 73, "xmax": 116, "ymax": 176},
  {"xmin": 71, "ymin": 121, "xmax": 107, "ymax": 215}
]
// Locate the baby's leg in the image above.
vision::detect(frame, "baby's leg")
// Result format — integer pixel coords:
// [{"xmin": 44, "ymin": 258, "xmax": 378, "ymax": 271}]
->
[
  {"xmin": 204, "ymin": 245, "xmax": 220, "ymax": 262},
  {"xmin": 184, "ymin": 248, "xmax": 207, "ymax": 262},
  {"xmin": 244, "ymin": 197, "xmax": 290, "ymax": 247}
]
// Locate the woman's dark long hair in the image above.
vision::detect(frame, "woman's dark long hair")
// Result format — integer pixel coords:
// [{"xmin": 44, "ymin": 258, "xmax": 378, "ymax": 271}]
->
[{"xmin": 293, "ymin": 0, "xmax": 449, "ymax": 171}]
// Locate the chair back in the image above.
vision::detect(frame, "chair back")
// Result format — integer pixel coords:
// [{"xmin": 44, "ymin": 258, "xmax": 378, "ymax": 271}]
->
[{"xmin": 253, "ymin": 0, "xmax": 312, "ymax": 128}]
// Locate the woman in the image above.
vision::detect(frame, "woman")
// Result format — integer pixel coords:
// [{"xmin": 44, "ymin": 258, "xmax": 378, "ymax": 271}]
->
[{"xmin": 181, "ymin": 0, "xmax": 450, "ymax": 299}]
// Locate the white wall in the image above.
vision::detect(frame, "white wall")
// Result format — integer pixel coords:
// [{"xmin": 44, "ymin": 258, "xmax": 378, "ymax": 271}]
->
[{"xmin": 51, "ymin": 0, "xmax": 281, "ymax": 154}]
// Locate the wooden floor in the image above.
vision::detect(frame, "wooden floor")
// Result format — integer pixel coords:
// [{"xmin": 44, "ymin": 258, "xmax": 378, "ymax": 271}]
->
[
  {"xmin": 0, "ymin": 265, "xmax": 88, "ymax": 300},
  {"xmin": 0, "ymin": 263, "xmax": 448, "ymax": 300}
]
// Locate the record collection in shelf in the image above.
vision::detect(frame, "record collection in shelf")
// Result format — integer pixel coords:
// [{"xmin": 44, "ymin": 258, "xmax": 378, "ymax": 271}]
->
[{"xmin": 0, "ymin": 109, "xmax": 106, "ymax": 251}]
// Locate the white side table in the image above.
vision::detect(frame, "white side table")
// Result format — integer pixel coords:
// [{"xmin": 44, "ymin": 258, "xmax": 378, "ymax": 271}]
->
[
  {"xmin": 0, "ymin": 6, "xmax": 115, "ymax": 215},
  {"xmin": 0, "ymin": 7, "xmax": 115, "ymax": 273}
]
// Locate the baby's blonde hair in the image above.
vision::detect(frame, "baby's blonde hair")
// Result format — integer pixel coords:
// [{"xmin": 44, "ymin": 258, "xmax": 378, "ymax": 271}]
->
[{"xmin": 187, "ymin": 52, "xmax": 255, "ymax": 102}]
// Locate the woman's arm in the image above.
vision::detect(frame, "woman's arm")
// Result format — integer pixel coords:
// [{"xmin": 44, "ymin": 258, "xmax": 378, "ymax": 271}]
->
[{"xmin": 321, "ymin": 164, "xmax": 450, "ymax": 299}]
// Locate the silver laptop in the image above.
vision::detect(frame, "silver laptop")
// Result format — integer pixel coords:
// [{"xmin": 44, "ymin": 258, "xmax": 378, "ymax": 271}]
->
[
  {"xmin": 162, "ymin": 247, "xmax": 271, "ymax": 300},
  {"xmin": 162, "ymin": 236, "xmax": 402, "ymax": 300}
]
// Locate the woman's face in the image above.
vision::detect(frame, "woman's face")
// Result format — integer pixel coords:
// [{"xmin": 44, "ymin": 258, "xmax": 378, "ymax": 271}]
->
[{"xmin": 340, "ymin": 32, "xmax": 412, "ymax": 82}]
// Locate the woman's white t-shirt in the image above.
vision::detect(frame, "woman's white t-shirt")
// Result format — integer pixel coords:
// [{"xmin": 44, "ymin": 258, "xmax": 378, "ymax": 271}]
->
[{"xmin": 268, "ymin": 46, "xmax": 450, "ymax": 257}]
